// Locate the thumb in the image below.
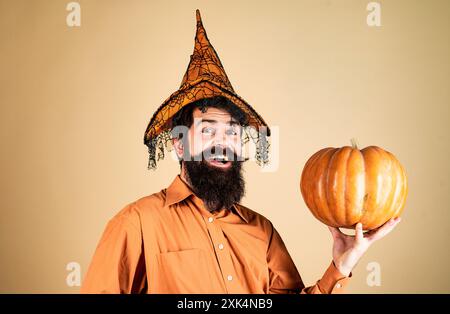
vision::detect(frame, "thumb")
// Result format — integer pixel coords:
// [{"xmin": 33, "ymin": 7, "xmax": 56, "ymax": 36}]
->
[{"xmin": 355, "ymin": 222, "xmax": 364, "ymax": 244}]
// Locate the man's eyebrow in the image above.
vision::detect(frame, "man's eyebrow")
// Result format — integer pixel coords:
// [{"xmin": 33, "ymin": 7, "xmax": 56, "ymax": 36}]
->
[
  {"xmin": 195, "ymin": 119, "xmax": 239, "ymax": 126},
  {"xmin": 198, "ymin": 119, "xmax": 217, "ymax": 125}
]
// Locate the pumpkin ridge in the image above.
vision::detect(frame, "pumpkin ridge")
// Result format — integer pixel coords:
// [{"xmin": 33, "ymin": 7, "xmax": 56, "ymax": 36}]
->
[
  {"xmin": 359, "ymin": 148, "xmax": 367, "ymax": 228},
  {"xmin": 365, "ymin": 146, "xmax": 386, "ymax": 229},
  {"xmin": 383, "ymin": 151, "xmax": 398, "ymax": 227},
  {"xmin": 391, "ymin": 156, "xmax": 407, "ymax": 218},
  {"xmin": 325, "ymin": 148, "xmax": 340, "ymax": 226},
  {"xmin": 343, "ymin": 147, "xmax": 351, "ymax": 227},
  {"xmin": 399, "ymin": 164, "xmax": 408, "ymax": 216},
  {"xmin": 311, "ymin": 149, "xmax": 330, "ymax": 222},
  {"xmin": 345, "ymin": 147, "xmax": 363, "ymax": 228},
  {"xmin": 361, "ymin": 146, "xmax": 373, "ymax": 228},
  {"xmin": 315, "ymin": 149, "xmax": 337, "ymax": 226},
  {"xmin": 301, "ymin": 149, "xmax": 325, "ymax": 215},
  {"xmin": 305, "ymin": 150, "xmax": 324, "ymax": 216}
]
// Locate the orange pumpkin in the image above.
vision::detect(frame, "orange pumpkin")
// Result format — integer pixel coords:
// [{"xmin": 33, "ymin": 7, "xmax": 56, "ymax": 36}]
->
[{"xmin": 300, "ymin": 140, "xmax": 408, "ymax": 230}]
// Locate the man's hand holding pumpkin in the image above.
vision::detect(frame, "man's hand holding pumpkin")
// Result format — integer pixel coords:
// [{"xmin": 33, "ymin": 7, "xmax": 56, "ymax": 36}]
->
[{"xmin": 328, "ymin": 217, "xmax": 402, "ymax": 276}]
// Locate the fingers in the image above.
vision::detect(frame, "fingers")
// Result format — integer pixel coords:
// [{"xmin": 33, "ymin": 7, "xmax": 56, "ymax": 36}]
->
[
  {"xmin": 367, "ymin": 217, "xmax": 401, "ymax": 243},
  {"xmin": 327, "ymin": 218, "xmax": 399, "ymax": 244}
]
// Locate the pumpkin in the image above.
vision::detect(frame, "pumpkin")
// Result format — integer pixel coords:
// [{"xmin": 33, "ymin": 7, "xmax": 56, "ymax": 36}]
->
[{"xmin": 300, "ymin": 140, "xmax": 407, "ymax": 230}]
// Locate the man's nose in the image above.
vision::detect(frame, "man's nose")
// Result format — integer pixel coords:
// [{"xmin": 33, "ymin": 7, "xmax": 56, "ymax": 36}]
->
[
  {"xmin": 213, "ymin": 129, "xmax": 228, "ymax": 146},
  {"xmin": 211, "ymin": 145, "xmax": 225, "ymax": 155}
]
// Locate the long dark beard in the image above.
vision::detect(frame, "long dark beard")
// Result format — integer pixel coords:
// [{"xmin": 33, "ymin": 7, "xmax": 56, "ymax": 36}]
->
[{"xmin": 183, "ymin": 150, "xmax": 245, "ymax": 212}]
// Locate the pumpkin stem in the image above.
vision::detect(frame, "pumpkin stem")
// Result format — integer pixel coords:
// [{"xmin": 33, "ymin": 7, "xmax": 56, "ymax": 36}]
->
[{"xmin": 350, "ymin": 138, "xmax": 359, "ymax": 149}]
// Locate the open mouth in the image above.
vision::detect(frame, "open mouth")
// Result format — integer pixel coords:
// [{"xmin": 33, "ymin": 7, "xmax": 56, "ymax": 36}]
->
[{"xmin": 206, "ymin": 155, "xmax": 232, "ymax": 168}]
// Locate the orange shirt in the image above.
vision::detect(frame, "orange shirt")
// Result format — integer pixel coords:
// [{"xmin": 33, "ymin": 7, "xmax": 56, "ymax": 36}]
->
[{"xmin": 81, "ymin": 175, "xmax": 351, "ymax": 294}]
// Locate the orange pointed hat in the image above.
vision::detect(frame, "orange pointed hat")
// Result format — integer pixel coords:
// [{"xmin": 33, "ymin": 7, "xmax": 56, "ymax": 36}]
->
[{"xmin": 144, "ymin": 9, "xmax": 270, "ymax": 169}]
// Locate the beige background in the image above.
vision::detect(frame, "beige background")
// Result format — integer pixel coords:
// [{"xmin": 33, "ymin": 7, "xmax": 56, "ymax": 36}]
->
[{"xmin": 1, "ymin": 0, "xmax": 449, "ymax": 293}]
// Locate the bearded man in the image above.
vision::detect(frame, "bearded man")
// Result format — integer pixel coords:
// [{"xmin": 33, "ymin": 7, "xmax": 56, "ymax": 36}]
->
[{"xmin": 81, "ymin": 10, "xmax": 399, "ymax": 294}]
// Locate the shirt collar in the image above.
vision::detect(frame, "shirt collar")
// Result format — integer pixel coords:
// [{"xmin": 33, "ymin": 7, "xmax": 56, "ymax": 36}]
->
[
  {"xmin": 165, "ymin": 175, "xmax": 249, "ymax": 224},
  {"xmin": 164, "ymin": 175, "xmax": 193, "ymax": 208}
]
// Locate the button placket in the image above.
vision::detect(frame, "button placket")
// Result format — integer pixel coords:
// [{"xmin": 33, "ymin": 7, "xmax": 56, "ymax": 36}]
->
[
  {"xmin": 213, "ymin": 223, "xmax": 237, "ymax": 291},
  {"xmin": 204, "ymin": 215, "xmax": 230, "ymax": 288},
  {"xmin": 204, "ymin": 215, "xmax": 238, "ymax": 291}
]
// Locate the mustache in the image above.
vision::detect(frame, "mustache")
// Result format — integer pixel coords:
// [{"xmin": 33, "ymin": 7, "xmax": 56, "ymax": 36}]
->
[{"xmin": 185, "ymin": 146, "xmax": 249, "ymax": 162}]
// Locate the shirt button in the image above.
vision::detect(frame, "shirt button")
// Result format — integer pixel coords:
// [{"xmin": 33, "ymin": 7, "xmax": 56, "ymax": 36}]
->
[
  {"xmin": 218, "ymin": 243, "xmax": 224, "ymax": 250},
  {"xmin": 335, "ymin": 283, "xmax": 342, "ymax": 289},
  {"xmin": 208, "ymin": 217, "xmax": 214, "ymax": 223},
  {"xmin": 227, "ymin": 275, "xmax": 233, "ymax": 281}
]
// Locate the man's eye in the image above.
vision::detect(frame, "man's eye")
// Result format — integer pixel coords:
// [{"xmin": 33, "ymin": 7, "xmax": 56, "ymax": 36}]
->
[
  {"xmin": 202, "ymin": 127, "xmax": 215, "ymax": 135},
  {"xmin": 226, "ymin": 129, "xmax": 238, "ymax": 136}
]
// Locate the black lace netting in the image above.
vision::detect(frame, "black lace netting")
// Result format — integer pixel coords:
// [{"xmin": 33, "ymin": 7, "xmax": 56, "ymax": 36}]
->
[{"xmin": 145, "ymin": 126, "xmax": 270, "ymax": 170}]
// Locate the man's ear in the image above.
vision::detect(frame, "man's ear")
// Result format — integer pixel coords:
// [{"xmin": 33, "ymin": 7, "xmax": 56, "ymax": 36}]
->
[{"xmin": 172, "ymin": 137, "xmax": 184, "ymax": 160}]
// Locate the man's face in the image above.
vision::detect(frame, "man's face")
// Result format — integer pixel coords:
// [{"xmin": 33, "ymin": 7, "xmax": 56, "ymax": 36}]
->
[
  {"xmin": 184, "ymin": 107, "xmax": 243, "ymax": 169},
  {"xmin": 173, "ymin": 106, "xmax": 246, "ymax": 212}
]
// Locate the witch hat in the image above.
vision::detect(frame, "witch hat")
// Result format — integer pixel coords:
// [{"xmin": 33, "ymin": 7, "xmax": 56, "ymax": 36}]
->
[{"xmin": 144, "ymin": 9, "xmax": 270, "ymax": 169}]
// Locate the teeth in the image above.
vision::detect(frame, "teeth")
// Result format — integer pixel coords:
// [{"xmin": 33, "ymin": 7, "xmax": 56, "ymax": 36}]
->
[
  {"xmin": 212, "ymin": 155, "xmax": 229, "ymax": 162},
  {"xmin": 214, "ymin": 155, "xmax": 227, "ymax": 160}
]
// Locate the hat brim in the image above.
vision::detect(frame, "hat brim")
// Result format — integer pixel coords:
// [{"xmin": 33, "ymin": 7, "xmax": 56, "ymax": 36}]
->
[{"xmin": 144, "ymin": 79, "xmax": 271, "ymax": 145}]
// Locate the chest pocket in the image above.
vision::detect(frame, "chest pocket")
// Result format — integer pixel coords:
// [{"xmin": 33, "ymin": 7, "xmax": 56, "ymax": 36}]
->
[{"xmin": 152, "ymin": 248, "xmax": 222, "ymax": 293}]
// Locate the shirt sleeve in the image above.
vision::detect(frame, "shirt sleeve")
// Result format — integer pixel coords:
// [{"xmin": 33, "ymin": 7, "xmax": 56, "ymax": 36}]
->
[
  {"xmin": 80, "ymin": 204, "xmax": 147, "ymax": 294},
  {"xmin": 266, "ymin": 222, "xmax": 351, "ymax": 294}
]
